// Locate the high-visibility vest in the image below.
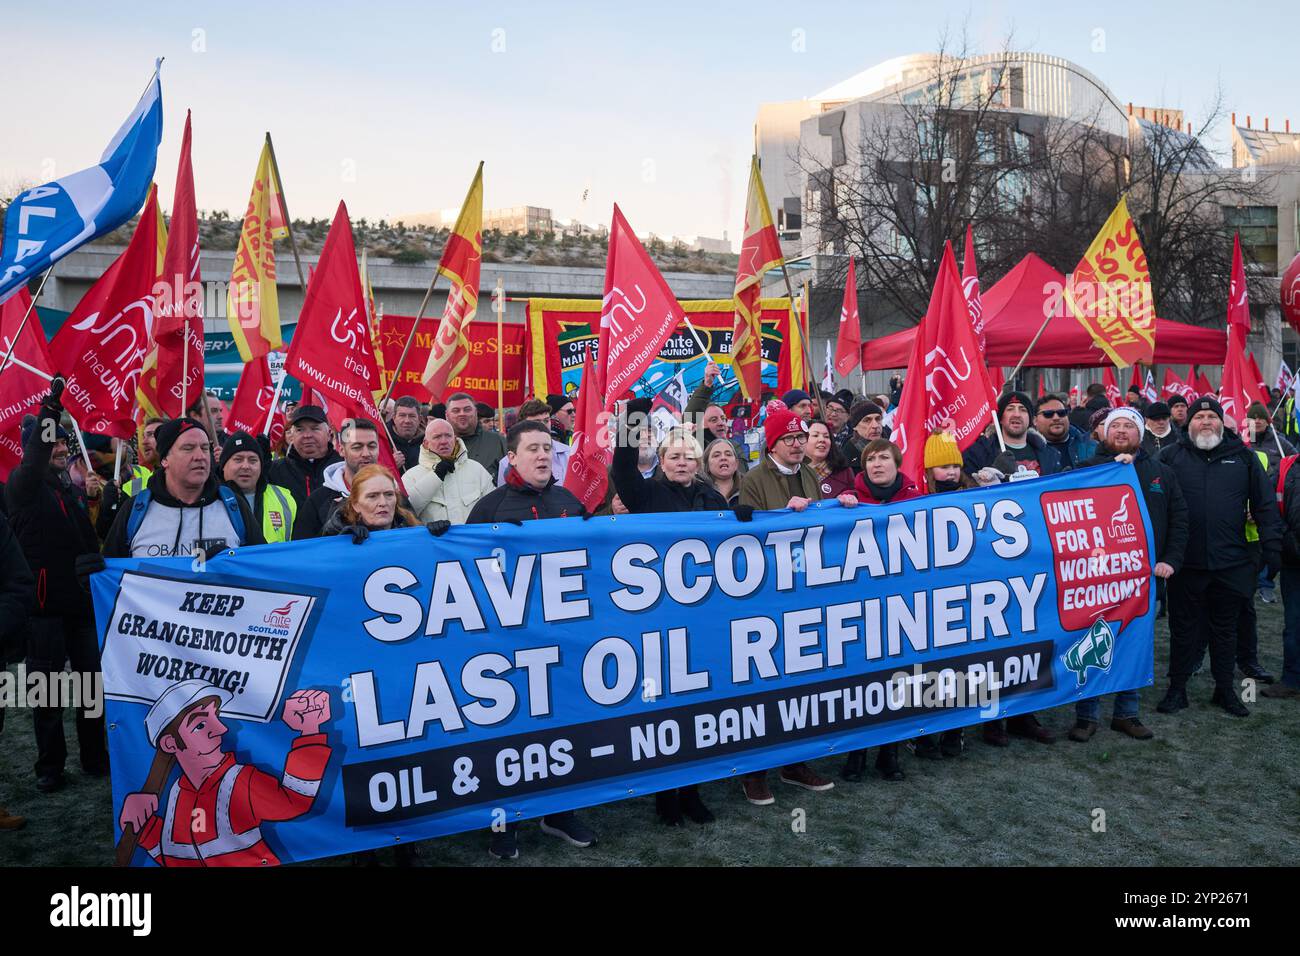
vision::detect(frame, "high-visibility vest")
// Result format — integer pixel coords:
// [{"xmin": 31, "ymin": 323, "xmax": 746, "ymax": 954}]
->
[
  {"xmin": 122, "ymin": 465, "xmax": 152, "ymax": 499},
  {"xmin": 1246, "ymin": 449, "xmax": 1270, "ymax": 543},
  {"xmin": 260, "ymin": 484, "xmax": 297, "ymax": 543}
]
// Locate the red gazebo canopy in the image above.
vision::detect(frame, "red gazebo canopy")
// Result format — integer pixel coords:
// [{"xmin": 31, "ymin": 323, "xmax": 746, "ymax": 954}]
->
[{"xmin": 861, "ymin": 253, "xmax": 1227, "ymax": 370}]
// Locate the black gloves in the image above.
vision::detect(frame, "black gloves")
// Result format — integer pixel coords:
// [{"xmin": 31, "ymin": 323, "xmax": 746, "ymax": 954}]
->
[
  {"xmin": 734, "ymin": 504, "xmax": 755, "ymax": 523},
  {"xmin": 425, "ymin": 520, "xmax": 451, "ymax": 537},
  {"xmin": 434, "ymin": 459, "xmax": 455, "ymax": 480},
  {"xmin": 75, "ymin": 553, "xmax": 106, "ymax": 592},
  {"xmin": 347, "ymin": 524, "xmax": 370, "ymax": 545},
  {"xmin": 42, "ymin": 375, "xmax": 66, "ymax": 413},
  {"xmin": 1265, "ymin": 548, "xmax": 1282, "ymax": 579}
]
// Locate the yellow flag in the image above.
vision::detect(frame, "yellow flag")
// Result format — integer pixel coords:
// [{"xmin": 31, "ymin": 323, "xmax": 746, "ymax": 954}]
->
[
  {"xmin": 421, "ymin": 163, "xmax": 484, "ymax": 398},
  {"xmin": 227, "ymin": 142, "xmax": 289, "ymax": 361}
]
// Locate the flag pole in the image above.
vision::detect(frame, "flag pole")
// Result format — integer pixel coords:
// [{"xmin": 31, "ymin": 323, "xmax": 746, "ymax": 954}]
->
[
  {"xmin": 495, "ymin": 277, "xmax": 505, "ymax": 429},
  {"xmin": 0, "ymin": 268, "xmax": 54, "ymax": 379},
  {"xmin": 380, "ymin": 270, "xmax": 442, "ymax": 409},
  {"xmin": 263, "ymin": 356, "xmax": 286, "ymax": 435},
  {"xmin": 263, "ymin": 133, "xmax": 309, "ymax": 294},
  {"xmin": 775, "ymin": 261, "xmax": 825, "ymax": 419}
]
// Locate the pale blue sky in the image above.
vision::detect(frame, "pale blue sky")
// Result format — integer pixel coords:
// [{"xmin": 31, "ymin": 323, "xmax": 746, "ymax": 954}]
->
[{"xmin": 2, "ymin": 1, "xmax": 1294, "ymax": 242}]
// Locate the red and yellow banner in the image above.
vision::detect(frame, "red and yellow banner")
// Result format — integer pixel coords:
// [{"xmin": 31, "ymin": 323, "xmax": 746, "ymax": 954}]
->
[
  {"xmin": 421, "ymin": 162, "xmax": 484, "ymax": 396},
  {"xmin": 1065, "ymin": 197, "xmax": 1155, "ymax": 368},
  {"xmin": 226, "ymin": 141, "xmax": 289, "ymax": 362},
  {"xmin": 380, "ymin": 315, "xmax": 525, "ymax": 406},
  {"xmin": 731, "ymin": 157, "xmax": 785, "ymax": 399},
  {"xmin": 526, "ymin": 297, "xmax": 792, "ymax": 399}
]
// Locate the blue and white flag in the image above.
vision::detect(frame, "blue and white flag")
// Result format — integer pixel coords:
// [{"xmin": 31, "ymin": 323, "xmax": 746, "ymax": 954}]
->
[{"xmin": 0, "ymin": 61, "xmax": 164, "ymax": 303}]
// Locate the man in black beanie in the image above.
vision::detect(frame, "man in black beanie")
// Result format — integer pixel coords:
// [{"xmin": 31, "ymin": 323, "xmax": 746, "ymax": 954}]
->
[
  {"xmin": 220, "ymin": 431, "xmax": 298, "ymax": 544},
  {"xmin": 962, "ymin": 391, "xmax": 1062, "ymax": 480}
]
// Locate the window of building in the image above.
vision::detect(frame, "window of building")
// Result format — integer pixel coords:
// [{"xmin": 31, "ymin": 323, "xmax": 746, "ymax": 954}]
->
[
  {"xmin": 1223, "ymin": 205, "xmax": 1280, "ymax": 275},
  {"xmin": 1009, "ymin": 67, "xmax": 1025, "ymax": 109}
]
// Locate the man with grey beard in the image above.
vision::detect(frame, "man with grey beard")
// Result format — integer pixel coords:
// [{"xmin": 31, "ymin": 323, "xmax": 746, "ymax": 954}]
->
[{"xmin": 1156, "ymin": 397, "xmax": 1282, "ymax": 717}]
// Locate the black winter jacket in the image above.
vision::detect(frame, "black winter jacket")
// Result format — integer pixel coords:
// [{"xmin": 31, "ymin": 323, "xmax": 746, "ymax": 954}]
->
[
  {"xmin": 1281, "ymin": 460, "xmax": 1300, "ymax": 568},
  {"xmin": 962, "ymin": 429, "xmax": 1062, "ymax": 478},
  {"xmin": 3, "ymin": 403, "xmax": 100, "ymax": 619},
  {"xmin": 612, "ymin": 441, "xmax": 728, "ymax": 515},
  {"xmin": 1082, "ymin": 447, "xmax": 1189, "ymax": 571},
  {"xmin": 466, "ymin": 468, "xmax": 587, "ymax": 524},
  {"xmin": 266, "ymin": 446, "xmax": 343, "ymax": 506},
  {"xmin": 1158, "ymin": 429, "xmax": 1282, "ymax": 571},
  {"xmin": 0, "ymin": 517, "xmax": 34, "ymax": 662}
]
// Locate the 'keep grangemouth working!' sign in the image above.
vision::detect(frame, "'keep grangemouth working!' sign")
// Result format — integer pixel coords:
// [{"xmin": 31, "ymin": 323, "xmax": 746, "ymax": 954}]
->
[{"xmin": 91, "ymin": 464, "xmax": 1155, "ymax": 866}]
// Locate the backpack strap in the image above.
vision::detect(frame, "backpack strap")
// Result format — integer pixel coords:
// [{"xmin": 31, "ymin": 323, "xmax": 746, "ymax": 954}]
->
[
  {"xmin": 217, "ymin": 485, "xmax": 248, "ymax": 545},
  {"xmin": 125, "ymin": 489, "xmax": 153, "ymax": 544}
]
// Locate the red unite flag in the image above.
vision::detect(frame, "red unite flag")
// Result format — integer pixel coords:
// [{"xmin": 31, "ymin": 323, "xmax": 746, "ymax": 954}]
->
[
  {"xmin": 566, "ymin": 205, "xmax": 690, "ymax": 511},
  {"xmin": 285, "ymin": 201, "xmax": 399, "ymax": 475},
  {"xmin": 891, "ymin": 242, "xmax": 997, "ymax": 489},
  {"xmin": 1103, "ymin": 367, "xmax": 1121, "ymax": 407},
  {"xmin": 834, "ymin": 257, "xmax": 862, "ymax": 376},
  {"xmin": 226, "ymin": 354, "xmax": 285, "ymax": 447},
  {"xmin": 49, "ymin": 187, "xmax": 160, "ymax": 438},
  {"xmin": 1227, "ymin": 233, "xmax": 1251, "ymax": 348},
  {"xmin": 153, "ymin": 111, "xmax": 204, "ymax": 416}
]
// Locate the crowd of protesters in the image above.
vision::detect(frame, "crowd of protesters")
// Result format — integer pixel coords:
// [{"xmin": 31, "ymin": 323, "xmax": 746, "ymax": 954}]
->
[{"xmin": 0, "ymin": 362, "xmax": 1297, "ymax": 863}]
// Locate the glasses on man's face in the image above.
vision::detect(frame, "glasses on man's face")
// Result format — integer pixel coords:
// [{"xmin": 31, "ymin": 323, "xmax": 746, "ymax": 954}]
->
[
  {"xmin": 1037, "ymin": 409, "xmax": 1069, "ymax": 419},
  {"xmin": 778, "ymin": 434, "xmax": 808, "ymax": 446}
]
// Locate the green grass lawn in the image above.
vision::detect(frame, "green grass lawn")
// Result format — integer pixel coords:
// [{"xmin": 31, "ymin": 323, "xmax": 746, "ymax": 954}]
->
[{"xmin": 2, "ymin": 600, "xmax": 1296, "ymax": 867}]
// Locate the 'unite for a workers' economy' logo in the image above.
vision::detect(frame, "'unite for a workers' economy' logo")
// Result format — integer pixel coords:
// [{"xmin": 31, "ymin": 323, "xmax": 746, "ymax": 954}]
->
[{"xmin": 1063, "ymin": 618, "xmax": 1116, "ymax": 687}]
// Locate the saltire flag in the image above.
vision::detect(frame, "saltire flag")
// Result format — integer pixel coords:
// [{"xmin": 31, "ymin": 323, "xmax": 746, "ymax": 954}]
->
[
  {"xmin": 361, "ymin": 249, "xmax": 387, "ymax": 403},
  {"xmin": 48, "ymin": 185, "xmax": 160, "ymax": 438},
  {"xmin": 891, "ymin": 242, "xmax": 996, "ymax": 489},
  {"xmin": 1103, "ymin": 367, "xmax": 1121, "ymax": 407},
  {"xmin": 961, "ymin": 224, "xmax": 987, "ymax": 352},
  {"xmin": 777, "ymin": 283, "xmax": 808, "ymax": 395},
  {"xmin": 226, "ymin": 141, "xmax": 289, "ymax": 361},
  {"xmin": 0, "ymin": 287, "xmax": 56, "ymax": 429},
  {"xmin": 731, "ymin": 156, "xmax": 783, "ymax": 400},
  {"xmin": 284, "ymin": 202, "xmax": 400, "ymax": 476},
  {"xmin": 565, "ymin": 205, "xmax": 690, "ymax": 512},
  {"xmin": 834, "ymin": 257, "xmax": 862, "ymax": 375},
  {"xmin": 421, "ymin": 162, "xmax": 484, "ymax": 399},
  {"xmin": 151, "ymin": 110, "xmax": 203, "ymax": 417},
  {"xmin": 226, "ymin": 353, "xmax": 286, "ymax": 447},
  {"xmin": 1276, "ymin": 360, "xmax": 1294, "ymax": 393},
  {"xmin": 0, "ymin": 61, "xmax": 163, "ymax": 304},
  {"xmin": 1227, "ymin": 233, "xmax": 1251, "ymax": 349},
  {"xmin": 1065, "ymin": 197, "xmax": 1155, "ymax": 367}
]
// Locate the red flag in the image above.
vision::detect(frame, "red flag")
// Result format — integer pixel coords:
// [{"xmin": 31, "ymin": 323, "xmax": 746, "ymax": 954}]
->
[
  {"xmin": 1103, "ymin": 367, "xmax": 1121, "ymax": 407},
  {"xmin": 1245, "ymin": 351, "xmax": 1269, "ymax": 404},
  {"xmin": 961, "ymin": 224, "xmax": 986, "ymax": 352},
  {"xmin": 566, "ymin": 205, "xmax": 691, "ymax": 511},
  {"xmin": 834, "ymin": 258, "xmax": 862, "ymax": 376},
  {"xmin": 1227, "ymin": 234, "xmax": 1251, "ymax": 345},
  {"xmin": 226, "ymin": 354, "xmax": 285, "ymax": 447},
  {"xmin": 892, "ymin": 242, "xmax": 997, "ymax": 489},
  {"xmin": 1160, "ymin": 367, "xmax": 1191, "ymax": 401},
  {"xmin": 0, "ymin": 426, "xmax": 21, "ymax": 482},
  {"xmin": 152, "ymin": 111, "xmax": 204, "ymax": 416},
  {"xmin": 285, "ymin": 201, "xmax": 400, "ymax": 475},
  {"xmin": 49, "ymin": 187, "xmax": 159, "ymax": 438},
  {"xmin": 1195, "ymin": 370, "xmax": 1213, "ymax": 398},
  {"xmin": 1221, "ymin": 333, "xmax": 1254, "ymax": 434},
  {"xmin": 988, "ymin": 365, "xmax": 1005, "ymax": 394},
  {"xmin": 0, "ymin": 287, "xmax": 56, "ymax": 430}
]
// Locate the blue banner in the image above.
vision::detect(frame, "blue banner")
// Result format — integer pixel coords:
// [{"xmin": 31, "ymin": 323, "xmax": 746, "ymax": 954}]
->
[
  {"xmin": 92, "ymin": 464, "xmax": 1155, "ymax": 866},
  {"xmin": 0, "ymin": 62, "xmax": 163, "ymax": 302}
]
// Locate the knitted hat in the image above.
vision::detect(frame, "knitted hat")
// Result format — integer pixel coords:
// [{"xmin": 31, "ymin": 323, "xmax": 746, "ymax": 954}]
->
[
  {"xmin": 781, "ymin": 389, "xmax": 812, "ymax": 409},
  {"xmin": 765, "ymin": 408, "xmax": 808, "ymax": 450},
  {"xmin": 219, "ymin": 430, "xmax": 266, "ymax": 473},
  {"xmin": 998, "ymin": 390, "xmax": 1033, "ymax": 418},
  {"xmin": 546, "ymin": 394, "xmax": 569, "ymax": 415},
  {"xmin": 156, "ymin": 418, "xmax": 207, "ymax": 461},
  {"xmin": 848, "ymin": 401, "xmax": 883, "ymax": 429},
  {"xmin": 1103, "ymin": 407, "xmax": 1145, "ymax": 434},
  {"xmin": 1188, "ymin": 396, "xmax": 1223, "ymax": 421},
  {"xmin": 1167, "ymin": 394, "xmax": 1188, "ymax": 409},
  {"xmin": 923, "ymin": 431, "xmax": 963, "ymax": 469},
  {"xmin": 1247, "ymin": 402, "xmax": 1270, "ymax": 421},
  {"xmin": 19, "ymin": 414, "xmax": 69, "ymax": 448}
]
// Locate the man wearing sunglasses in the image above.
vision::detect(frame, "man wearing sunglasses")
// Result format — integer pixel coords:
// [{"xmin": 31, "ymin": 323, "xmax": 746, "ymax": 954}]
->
[{"xmin": 1035, "ymin": 393, "xmax": 1095, "ymax": 470}]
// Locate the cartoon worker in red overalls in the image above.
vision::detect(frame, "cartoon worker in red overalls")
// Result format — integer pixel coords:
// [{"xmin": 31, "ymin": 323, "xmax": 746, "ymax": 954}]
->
[{"xmin": 117, "ymin": 680, "xmax": 332, "ymax": 866}]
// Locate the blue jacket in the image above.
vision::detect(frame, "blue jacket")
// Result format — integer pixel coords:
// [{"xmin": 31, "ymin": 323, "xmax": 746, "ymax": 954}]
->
[{"xmin": 1044, "ymin": 425, "xmax": 1096, "ymax": 470}]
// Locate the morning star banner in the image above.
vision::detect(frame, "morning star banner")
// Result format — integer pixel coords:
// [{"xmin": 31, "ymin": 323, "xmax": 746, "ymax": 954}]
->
[{"xmin": 91, "ymin": 463, "xmax": 1155, "ymax": 866}]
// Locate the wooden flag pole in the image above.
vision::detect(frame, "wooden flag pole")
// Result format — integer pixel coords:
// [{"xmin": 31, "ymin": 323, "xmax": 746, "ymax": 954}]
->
[
  {"xmin": 380, "ymin": 271, "xmax": 442, "ymax": 409},
  {"xmin": 775, "ymin": 260, "xmax": 825, "ymax": 419},
  {"xmin": 495, "ymin": 278, "xmax": 505, "ymax": 429},
  {"xmin": 264, "ymin": 133, "xmax": 309, "ymax": 294}
]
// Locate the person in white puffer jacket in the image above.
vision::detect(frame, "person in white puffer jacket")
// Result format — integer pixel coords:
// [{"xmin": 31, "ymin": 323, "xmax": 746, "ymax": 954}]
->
[{"xmin": 405, "ymin": 418, "xmax": 494, "ymax": 524}]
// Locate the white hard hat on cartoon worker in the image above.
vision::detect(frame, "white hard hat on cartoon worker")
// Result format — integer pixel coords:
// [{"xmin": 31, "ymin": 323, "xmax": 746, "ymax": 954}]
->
[{"xmin": 144, "ymin": 680, "xmax": 233, "ymax": 748}]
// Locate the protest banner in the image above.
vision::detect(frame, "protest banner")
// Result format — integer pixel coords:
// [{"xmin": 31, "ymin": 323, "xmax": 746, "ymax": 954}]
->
[
  {"xmin": 92, "ymin": 463, "xmax": 1155, "ymax": 866},
  {"xmin": 377, "ymin": 315, "xmax": 526, "ymax": 406},
  {"xmin": 526, "ymin": 297, "xmax": 793, "ymax": 401}
]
